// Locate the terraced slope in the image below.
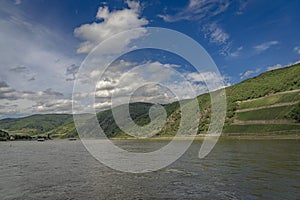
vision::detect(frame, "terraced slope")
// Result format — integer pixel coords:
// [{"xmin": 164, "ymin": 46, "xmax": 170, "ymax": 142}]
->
[{"xmin": 223, "ymin": 90, "xmax": 300, "ymax": 135}]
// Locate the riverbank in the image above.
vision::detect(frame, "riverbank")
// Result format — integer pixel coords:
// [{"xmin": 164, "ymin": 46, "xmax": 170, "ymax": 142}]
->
[
  {"xmin": 110, "ymin": 133, "xmax": 300, "ymax": 141},
  {"xmin": 2, "ymin": 133, "xmax": 300, "ymax": 142}
]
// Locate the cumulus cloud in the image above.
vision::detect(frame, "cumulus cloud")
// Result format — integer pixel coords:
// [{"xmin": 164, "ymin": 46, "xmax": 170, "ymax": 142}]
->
[
  {"xmin": 0, "ymin": 77, "xmax": 74, "ymax": 116},
  {"xmin": 32, "ymin": 99, "xmax": 73, "ymax": 113},
  {"xmin": 0, "ymin": 86, "xmax": 73, "ymax": 115},
  {"xmin": 0, "ymin": 1, "xmax": 230, "ymax": 117},
  {"xmin": 96, "ymin": 77, "xmax": 118, "ymax": 90},
  {"xmin": 0, "ymin": 102, "xmax": 22, "ymax": 115},
  {"xmin": 95, "ymin": 61, "xmax": 169, "ymax": 102},
  {"xmin": 253, "ymin": 41, "xmax": 279, "ymax": 52},
  {"xmin": 74, "ymin": 0, "xmax": 148, "ymax": 54},
  {"xmin": 79, "ymin": 61, "xmax": 176, "ymax": 110},
  {"xmin": 82, "ymin": 60, "xmax": 228, "ymax": 111},
  {"xmin": 184, "ymin": 71, "xmax": 230, "ymax": 92},
  {"xmin": 94, "ymin": 101, "xmax": 112, "ymax": 110}
]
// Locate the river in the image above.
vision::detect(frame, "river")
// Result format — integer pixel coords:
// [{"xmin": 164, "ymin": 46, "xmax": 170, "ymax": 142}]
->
[{"xmin": 0, "ymin": 139, "xmax": 299, "ymax": 199}]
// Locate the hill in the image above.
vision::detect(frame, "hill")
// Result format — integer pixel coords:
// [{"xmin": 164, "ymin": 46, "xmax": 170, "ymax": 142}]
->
[
  {"xmin": 223, "ymin": 63, "xmax": 300, "ymax": 135},
  {"xmin": 0, "ymin": 114, "xmax": 73, "ymax": 138},
  {"xmin": 0, "ymin": 63, "xmax": 299, "ymax": 139}
]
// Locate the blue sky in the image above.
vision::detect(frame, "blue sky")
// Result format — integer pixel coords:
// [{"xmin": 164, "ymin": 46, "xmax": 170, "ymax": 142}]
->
[{"xmin": 0, "ymin": 0, "xmax": 300, "ymax": 118}]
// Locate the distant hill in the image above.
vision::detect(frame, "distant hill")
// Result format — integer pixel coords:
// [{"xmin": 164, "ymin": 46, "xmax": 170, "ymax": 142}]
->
[
  {"xmin": 0, "ymin": 114, "xmax": 73, "ymax": 137},
  {"xmin": 0, "ymin": 63, "xmax": 299, "ymax": 138}
]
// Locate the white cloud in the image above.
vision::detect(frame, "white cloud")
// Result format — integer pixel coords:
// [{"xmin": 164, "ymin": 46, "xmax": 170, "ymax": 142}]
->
[
  {"xmin": 158, "ymin": 0, "xmax": 230, "ymax": 22},
  {"xmin": 94, "ymin": 101, "xmax": 112, "ymax": 109},
  {"xmin": 0, "ymin": 2, "xmax": 81, "ymax": 117},
  {"xmin": 0, "ymin": 3, "xmax": 79, "ymax": 93},
  {"xmin": 185, "ymin": 71, "xmax": 230, "ymax": 91},
  {"xmin": 267, "ymin": 64, "xmax": 283, "ymax": 71},
  {"xmin": 294, "ymin": 46, "xmax": 300, "ymax": 54},
  {"xmin": 74, "ymin": 0, "xmax": 148, "ymax": 54},
  {"xmin": 0, "ymin": 80, "xmax": 74, "ymax": 115},
  {"xmin": 253, "ymin": 41, "xmax": 279, "ymax": 52},
  {"xmin": 0, "ymin": 1, "xmax": 231, "ymax": 117},
  {"xmin": 229, "ymin": 46, "xmax": 243, "ymax": 57},
  {"xmin": 204, "ymin": 23, "xmax": 229, "ymax": 45},
  {"xmin": 0, "ymin": 99, "xmax": 32, "ymax": 115},
  {"xmin": 80, "ymin": 60, "xmax": 229, "ymax": 111},
  {"xmin": 94, "ymin": 61, "xmax": 178, "ymax": 102},
  {"xmin": 292, "ymin": 60, "xmax": 300, "ymax": 65},
  {"xmin": 240, "ymin": 61, "xmax": 298, "ymax": 82},
  {"xmin": 32, "ymin": 99, "xmax": 73, "ymax": 113},
  {"xmin": 96, "ymin": 78, "xmax": 118, "ymax": 90},
  {"xmin": 239, "ymin": 68, "xmax": 261, "ymax": 79},
  {"xmin": 265, "ymin": 60, "xmax": 300, "ymax": 73},
  {"xmin": 158, "ymin": 0, "xmax": 237, "ymax": 56}
]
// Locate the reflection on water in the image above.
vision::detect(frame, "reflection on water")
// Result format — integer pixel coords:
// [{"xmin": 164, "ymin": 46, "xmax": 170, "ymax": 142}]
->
[{"xmin": 0, "ymin": 139, "xmax": 299, "ymax": 199}]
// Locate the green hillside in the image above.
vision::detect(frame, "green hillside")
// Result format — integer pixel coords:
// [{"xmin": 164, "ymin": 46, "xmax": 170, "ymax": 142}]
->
[
  {"xmin": 223, "ymin": 63, "xmax": 300, "ymax": 134},
  {"xmin": 0, "ymin": 63, "xmax": 299, "ymax": 139},
  {"xmin": 0, "ymin": 114, "xmax": 73, "ymax": 137},
  {"xmin": 236, "ymin": 105, "xmax": 296, "ymax": 121}
]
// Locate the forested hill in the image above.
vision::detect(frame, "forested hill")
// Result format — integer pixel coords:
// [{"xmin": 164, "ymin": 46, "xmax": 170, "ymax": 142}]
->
[{"xmin": 0, "ymin": 63, "xmax": 299, "ymax": 139}]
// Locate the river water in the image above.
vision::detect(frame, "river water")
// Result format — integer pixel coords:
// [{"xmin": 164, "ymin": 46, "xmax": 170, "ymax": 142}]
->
[{"xmin": 0, "ymin": 139, "xmax": 299, "ymax": 199}]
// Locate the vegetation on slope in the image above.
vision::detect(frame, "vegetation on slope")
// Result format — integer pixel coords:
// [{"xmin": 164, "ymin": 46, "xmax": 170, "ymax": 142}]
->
[
  {"xmin": 0, "ymin": 130, "xmax": 9, "ymax": 141},
  {"xmin": 289, "ymin": 103, "xmax": 300, "ymax": 122},
  {"xmin": 223, "ymin": 124, "xmax": 300, "ymax": 134},
  {"xmin": 238, "ymin": 92, "xmax": 300, "ymax": 109},
  {"xmin": 0, "ymin": 63, "xmax": 299, "ymax": 138},
  {"xmin": 236, "ymin": 105, "xmax": 296, "ymax": 121},
  {"xmin": 226, "ymin": 64, "xmax": 300, "ymax": 101},
  {"xmin": 0, "ymin": 114, "xmax": 73, "ymax": 136}
]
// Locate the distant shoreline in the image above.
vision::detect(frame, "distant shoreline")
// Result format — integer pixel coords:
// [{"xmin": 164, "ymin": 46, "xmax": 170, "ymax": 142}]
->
[{"xmin": 2, "ymin": 133, "xmax": 300, "ymax": 142}]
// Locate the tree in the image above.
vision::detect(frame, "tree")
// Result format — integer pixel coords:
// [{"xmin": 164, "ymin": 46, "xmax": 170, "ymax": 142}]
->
[
  {"xmin": 290, "ymin": 103, "xmax": 300, "ymax": 122},
  {"xmin": 0, "ymin": 129, "xmax": 9, "ymax": 140}
]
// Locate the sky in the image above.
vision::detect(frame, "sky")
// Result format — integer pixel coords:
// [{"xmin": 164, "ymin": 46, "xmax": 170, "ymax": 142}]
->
[{"xmin": 0, "ymin": 0, "xmax": 300, "ymax": 118}]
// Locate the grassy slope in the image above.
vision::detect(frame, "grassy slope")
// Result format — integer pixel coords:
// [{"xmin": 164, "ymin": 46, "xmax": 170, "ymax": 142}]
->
[
  {"xmin": 226, "ymin": 64, "xmax": 300, "ymax": 101},
  {"xmin": 0, "ymin": 63, "xmax": 299, "ymax": 138},
  {"xmin": 150, "ymin": 64, "xmax": 300, "ymax": 135}
]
